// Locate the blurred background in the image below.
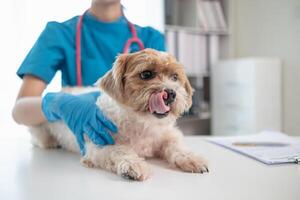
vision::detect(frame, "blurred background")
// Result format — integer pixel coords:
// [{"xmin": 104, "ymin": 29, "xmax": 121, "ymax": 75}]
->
[{"xmin": 0, "ymin": 0, "xmax": 299, "ymax": 139}]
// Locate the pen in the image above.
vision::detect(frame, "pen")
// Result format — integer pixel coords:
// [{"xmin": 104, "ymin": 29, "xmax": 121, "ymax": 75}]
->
[{"xmin": 232, "ymin": 142, "xmax": 289, "ymax": 147}]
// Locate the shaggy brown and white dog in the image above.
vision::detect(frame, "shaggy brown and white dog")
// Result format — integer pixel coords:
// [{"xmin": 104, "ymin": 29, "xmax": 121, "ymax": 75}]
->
[{"xmin": 30, "ymin": 49, "xmax": 209, "ymax": 181}]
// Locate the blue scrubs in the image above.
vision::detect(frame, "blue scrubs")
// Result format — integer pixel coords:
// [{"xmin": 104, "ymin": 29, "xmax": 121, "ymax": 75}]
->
[{"xmin": 17, "ymin": 13, "xmax": 166, "ymax": 86}]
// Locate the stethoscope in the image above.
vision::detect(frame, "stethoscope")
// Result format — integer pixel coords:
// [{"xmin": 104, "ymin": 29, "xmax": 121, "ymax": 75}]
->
[{"xmin": 75, "ymin": 10, "xmax": 145, "ymax": 86}]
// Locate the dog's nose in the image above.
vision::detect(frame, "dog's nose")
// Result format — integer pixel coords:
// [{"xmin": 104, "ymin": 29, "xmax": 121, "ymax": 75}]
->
[{"xmin": 164, "ymin": 89, "xmax": 176, "ymax": 105}]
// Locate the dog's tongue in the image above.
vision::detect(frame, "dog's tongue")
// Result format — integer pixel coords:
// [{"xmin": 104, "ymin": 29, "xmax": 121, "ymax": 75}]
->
[{"xmin": 149, "ymin": 91, "xmax": 170, "ymax": 114}]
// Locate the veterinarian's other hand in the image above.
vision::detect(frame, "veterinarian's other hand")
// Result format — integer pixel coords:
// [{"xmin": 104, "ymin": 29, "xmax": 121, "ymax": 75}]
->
[{"xmin": 42, "ymin": 91, "xmax": 118, "ymax": 155}]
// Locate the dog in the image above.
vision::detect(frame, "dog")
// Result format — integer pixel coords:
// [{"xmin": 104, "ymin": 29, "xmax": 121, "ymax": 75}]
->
[{"xmin": 30, "ymin": 48, "xmax": 209, "ymax": 181}]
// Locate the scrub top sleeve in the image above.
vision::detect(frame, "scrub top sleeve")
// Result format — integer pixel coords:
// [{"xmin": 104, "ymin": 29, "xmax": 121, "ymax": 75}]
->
[
  {"xmin": 144, "ymin": 27, "xmax": 166, "ymax": 51},
  {"xmin": 17, "ymin": 22, "xmax": 64, "ymax": 84}
]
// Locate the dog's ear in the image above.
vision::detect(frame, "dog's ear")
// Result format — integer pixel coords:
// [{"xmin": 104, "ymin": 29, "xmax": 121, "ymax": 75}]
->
[
  {"xmin": 98, "ymin": 54, "xmax": 128, "ymax": 102},
  {"xmin": 184, "ymin": 77, "xmax": 194, "ymax": 111}
]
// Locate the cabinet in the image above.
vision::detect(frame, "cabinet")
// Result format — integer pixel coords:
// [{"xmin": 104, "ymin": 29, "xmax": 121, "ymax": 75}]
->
[{"xmin": 211, "ymin": 58, "xmax": 282, "ymax": 135}]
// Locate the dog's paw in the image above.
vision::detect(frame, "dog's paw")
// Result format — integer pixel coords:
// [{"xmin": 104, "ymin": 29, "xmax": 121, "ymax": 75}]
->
[
  {"xmin": 31, "ymin": 137, "xmax": 60, "ymax": 149},
  {"xmin": 80, "ymin": 157, "xmax": 95, "ymax": 168},
  {"xmin": 117, "ymin": 159, "xmax": 151, "ymax": 181},
  {"xmin": 173, "ymin": 152, "xmax": 209, "ymax": 173}
]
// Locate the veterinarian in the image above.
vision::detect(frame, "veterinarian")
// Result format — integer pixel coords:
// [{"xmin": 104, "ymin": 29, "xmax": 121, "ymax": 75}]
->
[{"xmin": 12, "ymin": 0, "xmax": 165, "ymax": 155}]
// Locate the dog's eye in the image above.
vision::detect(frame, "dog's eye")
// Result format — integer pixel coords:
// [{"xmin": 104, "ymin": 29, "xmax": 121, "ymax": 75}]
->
[
  {"xmin": 171, "ymin": 74, "xmax": 178, "ymax": 81},
  {"xmin": 140, "ymin": 70, "xmax": 155, "ymax": 80}
]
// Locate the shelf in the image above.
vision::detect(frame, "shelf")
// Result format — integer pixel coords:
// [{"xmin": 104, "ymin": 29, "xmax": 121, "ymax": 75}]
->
[{"xmin": 165, "ymin": 25, "xmax": 228, "ymax": 36}]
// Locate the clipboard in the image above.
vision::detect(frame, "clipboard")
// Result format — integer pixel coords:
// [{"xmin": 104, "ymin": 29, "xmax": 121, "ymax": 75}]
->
[{"xmin": 206, "ymin": 131, "xmax": 300, "ymax": 165}]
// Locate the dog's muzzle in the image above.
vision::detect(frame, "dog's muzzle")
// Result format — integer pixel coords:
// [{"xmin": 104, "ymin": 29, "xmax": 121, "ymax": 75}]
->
[{"xmin": 149, "ymin": 89, "xmax": 176, "ymax": 118}]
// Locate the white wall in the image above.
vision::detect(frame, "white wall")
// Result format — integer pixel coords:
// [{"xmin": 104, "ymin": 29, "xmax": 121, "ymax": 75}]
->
[
  {"xmin": 121, "ymin": 0, "xmax": 164, "ymax": 32},
  {"xmin": 229, "ymin": 0, "xmax": 300, "ymax": 136},
  {"xmin": 0, "ymin": 0, "xmax": 164, "ymax": 139}
]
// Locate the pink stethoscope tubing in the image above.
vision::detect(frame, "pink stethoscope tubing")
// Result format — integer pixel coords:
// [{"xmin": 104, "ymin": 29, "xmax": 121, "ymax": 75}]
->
[{"xmin": 75, "ymin": 11, "xmax": 145, "ymax": 86}]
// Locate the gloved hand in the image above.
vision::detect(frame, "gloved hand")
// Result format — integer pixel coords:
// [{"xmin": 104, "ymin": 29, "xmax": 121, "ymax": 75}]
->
[{"xmin": 41, "ymin": 91, "xmax": 118, "ymax": 155}]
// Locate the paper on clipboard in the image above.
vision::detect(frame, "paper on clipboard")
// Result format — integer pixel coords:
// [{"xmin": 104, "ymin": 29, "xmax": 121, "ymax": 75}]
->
[{"xmin": 206, "ymin": 131, "xmax": 300, "ymax": 165}]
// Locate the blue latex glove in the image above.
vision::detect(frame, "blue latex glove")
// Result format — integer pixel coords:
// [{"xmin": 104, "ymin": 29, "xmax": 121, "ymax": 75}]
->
[{"xmin": 41, "ymin": 91, "xmax": 118, "ymax": 155}]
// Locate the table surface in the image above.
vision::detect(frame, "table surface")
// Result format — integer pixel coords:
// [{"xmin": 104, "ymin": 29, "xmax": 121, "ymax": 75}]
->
[{"xmin": 1, "ymin": 136, "xmax": 299, "ymax": 200}]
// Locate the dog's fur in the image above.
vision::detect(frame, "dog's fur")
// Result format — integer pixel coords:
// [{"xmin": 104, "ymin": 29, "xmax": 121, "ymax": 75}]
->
[{"xmin": 30, "ymin": 49, "xmax": 208, "ymax": 181}]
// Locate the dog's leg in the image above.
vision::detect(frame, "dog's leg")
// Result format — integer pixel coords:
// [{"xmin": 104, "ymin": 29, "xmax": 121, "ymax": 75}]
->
[
  {"xmin": 81, "ymin": 143, "xmax": 151, "ymax": 181},
  {"xmin": 29, "ymin": 125, "xmax": 59, "ymax": 149},
  {"xmin": 158, "ymin": 128, "xmax": 209, "ymax": 173}
]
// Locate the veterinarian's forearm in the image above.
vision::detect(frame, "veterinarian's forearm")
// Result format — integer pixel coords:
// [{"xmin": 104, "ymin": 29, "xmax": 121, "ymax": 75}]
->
[{"xmin": 12, "ymin": 97, "xmax": 47, "ymax": 126}]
